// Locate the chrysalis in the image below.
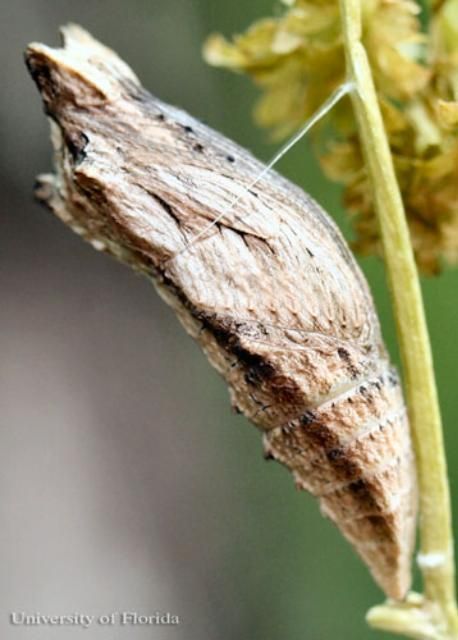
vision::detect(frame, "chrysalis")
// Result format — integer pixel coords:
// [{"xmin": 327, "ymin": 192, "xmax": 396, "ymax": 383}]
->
[{"xmin": 26, "ymin": 25, "xmax": 417, "ymax": 599}]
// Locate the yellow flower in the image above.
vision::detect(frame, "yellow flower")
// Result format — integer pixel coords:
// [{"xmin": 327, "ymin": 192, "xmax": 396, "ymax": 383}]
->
[
  {"xmin": 204, "ymin": 3, "xmax": 345, "ymax": 138},
  {"xmin": 363, "ymin": 1, "xmax": 430, "ymax": 99},
  {"xmin": 204, "ymin": 0, "xmax": 458, "ymax": 274}
]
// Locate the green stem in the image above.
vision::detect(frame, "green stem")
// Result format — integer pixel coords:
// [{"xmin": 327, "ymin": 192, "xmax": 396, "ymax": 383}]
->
[{"xmin": 338, "ymin": 0, "xmax": 458, "ymax": 638}]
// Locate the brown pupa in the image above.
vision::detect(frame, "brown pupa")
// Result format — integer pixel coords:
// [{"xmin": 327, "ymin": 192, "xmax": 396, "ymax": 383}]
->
[{"xmin": 25, "ymin": 25, "xmax": 417, "ymax": 599}]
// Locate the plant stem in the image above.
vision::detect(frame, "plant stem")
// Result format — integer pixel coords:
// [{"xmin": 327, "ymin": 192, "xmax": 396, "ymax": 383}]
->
[{"xmin": 338, "ymin": 0, "xmax": 458, "ymax": 638}]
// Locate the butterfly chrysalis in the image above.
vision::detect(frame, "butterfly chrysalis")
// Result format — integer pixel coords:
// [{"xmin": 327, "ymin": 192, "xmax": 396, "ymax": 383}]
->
[{"xmin": 26, "ymin": 25, "xmax": 417, "ymax": 599}]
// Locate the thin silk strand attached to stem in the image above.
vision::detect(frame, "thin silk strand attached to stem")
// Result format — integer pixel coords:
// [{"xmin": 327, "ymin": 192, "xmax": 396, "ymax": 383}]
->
[{"xmin": 168, "ymin": 81, "xmax": 354, "ymax": 262}]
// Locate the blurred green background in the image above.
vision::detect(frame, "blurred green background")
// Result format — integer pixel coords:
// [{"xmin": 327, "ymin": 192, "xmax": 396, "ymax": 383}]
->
[{"xmin": 1, "ymin": 1, "xmax": 457, "ymax": 639}]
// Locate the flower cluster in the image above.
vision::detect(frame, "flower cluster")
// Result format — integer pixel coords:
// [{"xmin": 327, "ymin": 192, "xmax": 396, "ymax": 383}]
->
[{"xmin": 204, "ymin": 0, "xmax": 458, "ymax": 274}]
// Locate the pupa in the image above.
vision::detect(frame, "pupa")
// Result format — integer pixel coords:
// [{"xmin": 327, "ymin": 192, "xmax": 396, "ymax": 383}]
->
[{"xmin": 25, "ymin": 25, "xmax": 417, "ymax": 599}]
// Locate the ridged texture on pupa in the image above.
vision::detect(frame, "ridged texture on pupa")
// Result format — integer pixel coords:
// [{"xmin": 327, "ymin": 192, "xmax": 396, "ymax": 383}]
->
[{"xmin": 25, "ymin": 25, "xmax": 417, "ymax": 599}]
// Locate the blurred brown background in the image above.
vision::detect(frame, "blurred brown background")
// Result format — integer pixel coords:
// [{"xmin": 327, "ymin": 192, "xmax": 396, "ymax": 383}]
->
[{"xmin": 1, "ymin": 1, "xmax": 457, "ymax": 639}]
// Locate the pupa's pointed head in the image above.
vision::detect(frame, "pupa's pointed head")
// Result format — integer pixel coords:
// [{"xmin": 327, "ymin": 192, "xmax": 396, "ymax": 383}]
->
[{"xmin": 25, "ymin": 24, "xmax": 139, "ymax": 116}]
